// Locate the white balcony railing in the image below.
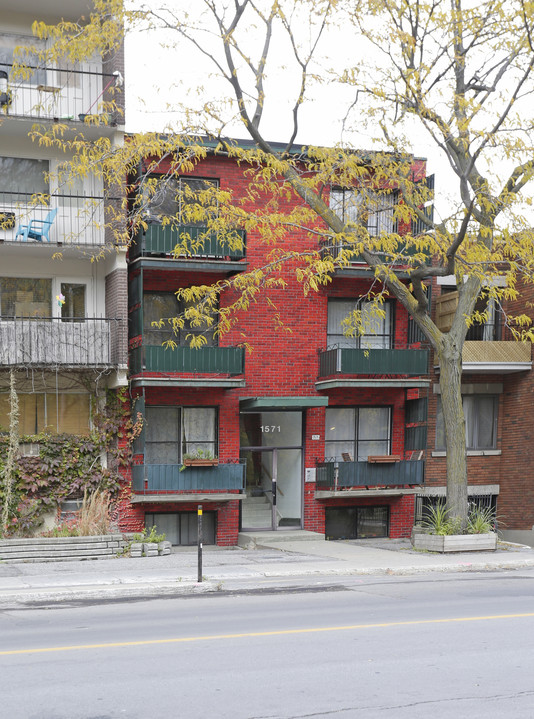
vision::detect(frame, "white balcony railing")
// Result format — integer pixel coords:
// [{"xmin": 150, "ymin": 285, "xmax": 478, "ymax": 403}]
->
[{"xmin": 0, "ymin": 317, "xmax": 124, "ymax": 367}]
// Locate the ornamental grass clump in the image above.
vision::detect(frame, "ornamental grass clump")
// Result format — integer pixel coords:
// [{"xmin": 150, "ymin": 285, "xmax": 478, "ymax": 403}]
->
[
  {"xmin": 76, "ymin": 489, "xmax": 112, "ymax": 536},
  {"xmin": 422, "ymin": 502, "xmax": 497, "ymax": 536}
]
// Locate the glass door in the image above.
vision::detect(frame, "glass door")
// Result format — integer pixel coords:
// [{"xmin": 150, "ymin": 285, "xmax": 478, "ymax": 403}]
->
[
  {"xmin": 241, "ymin": 448, "xmax": 276, "ymax": 530},
  {"xmin": 240, "ymin": 411, "xmax": 303, "ymax": 530}
]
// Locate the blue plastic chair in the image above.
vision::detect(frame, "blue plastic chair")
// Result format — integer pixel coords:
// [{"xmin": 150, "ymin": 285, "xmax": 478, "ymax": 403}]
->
[{"xmin": 15, "ymin": 207, "xmax": 58, "ymax": 242}]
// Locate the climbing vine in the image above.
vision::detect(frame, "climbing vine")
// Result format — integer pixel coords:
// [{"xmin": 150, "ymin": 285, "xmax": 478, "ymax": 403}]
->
[{"xmin": 0, "ymin": 387, "xmax": 142, "ymax": 537}]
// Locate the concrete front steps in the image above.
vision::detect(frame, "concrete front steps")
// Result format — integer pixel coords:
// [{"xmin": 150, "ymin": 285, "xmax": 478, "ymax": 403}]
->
[
  {"xmin": 241, "ymin": 494, "xmax": 273, "ymax": 528},
  {"xmin": 0, "ymin": 535, "xmax": 133, "ymax": 563},
  {"xmin": 238, "ymin": 529, "xmax": 325, "ymax": 549}
]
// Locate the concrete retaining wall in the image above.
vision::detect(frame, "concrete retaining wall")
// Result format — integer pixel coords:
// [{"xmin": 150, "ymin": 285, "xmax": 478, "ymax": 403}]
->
[{"xmin": 0, "ymin": 534, "xmax": 134, "ymax": 563}]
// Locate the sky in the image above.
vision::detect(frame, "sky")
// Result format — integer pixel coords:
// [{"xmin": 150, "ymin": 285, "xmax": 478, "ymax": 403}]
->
[{"xmin": 121, "ymin": 3, "xmax": 472, "ymax": 225}]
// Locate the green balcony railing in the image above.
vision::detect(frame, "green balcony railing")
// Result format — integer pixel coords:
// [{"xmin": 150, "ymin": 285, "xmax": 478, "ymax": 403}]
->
[
  {"xmin": 131, "ymin": 224, "xmax": 246, "ymax": 260},
  {"xmin": 132, "ymin": 462, "xmax": 245, "ymax": 493},
  {"xmin": 130, "ymin": 344, "xmax": 245, "ymax": 375},
  {"xmin": 316, "ymin": 460, "xmax": 424, "ymax": 489},
  {"xmin": 319, "ymin": 346, "xmax": 429, "ymax": 377}
]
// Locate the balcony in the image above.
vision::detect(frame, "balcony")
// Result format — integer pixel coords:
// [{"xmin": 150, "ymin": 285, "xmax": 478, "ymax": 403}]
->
[
  {"xmin": 0, "ymin": 64, "xmax": 122, "ymax": 126},
  {"xmin": 130, "ymin": 344, "xmax": 245, "ymax": 376},
  {"xmin": 130, "ymin": 224, "xmax": 246, "ymax": 268},
  {"xmin": 131, "ymin": 462, "xmax": 245, "ymax": 498},
  {"xmin": 434, "ymin": 292, "xmax": 532, "ymax": 373},
  {"xmin": 0, "ymin": 317, "xmax": 124, "ymax": 368},
  {"xmin": 316, "ymin": 459, "xmax": 424, "ymax": 496},
  {"xmin": 318, "ymin": 344, "xmax": 429, "ymax": 378},
  {"xmin": 0, "ymin": 192, "xmax": 121, "ymax": 247}
]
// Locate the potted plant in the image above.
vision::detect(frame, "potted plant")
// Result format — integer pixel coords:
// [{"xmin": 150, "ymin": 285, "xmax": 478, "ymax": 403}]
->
[
  {"xmin": 180, "ymin": 448, "xmax": 218, "ymax": 470},
  {"xmin": 412, "ymin": 503, "xmax": 498, "ymax": 553}
]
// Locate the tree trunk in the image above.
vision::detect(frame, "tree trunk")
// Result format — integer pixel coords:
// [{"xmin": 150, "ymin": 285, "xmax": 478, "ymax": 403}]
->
[{"xmin": 438, "ymin": 337, "xmax": 468, "ymax": 532}]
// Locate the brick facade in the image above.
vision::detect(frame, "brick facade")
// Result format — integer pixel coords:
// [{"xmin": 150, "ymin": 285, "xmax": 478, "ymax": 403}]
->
[{"xmin": 126, "ymin": 151, "xmax": 430, "ymax": 544}]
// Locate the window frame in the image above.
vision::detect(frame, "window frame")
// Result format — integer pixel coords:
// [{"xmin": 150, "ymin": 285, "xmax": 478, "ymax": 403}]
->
[
  {"xmin": 0, "ymin": 276, "xmax": 90, "ymax": 319},
  {"xmin": 435, "ymin": 394, "xmax": 499, "ymax": 451},
  {"xmin": 144, "ymin": 405, "xmax": 218, "ymax": 465},
  {"xmin": 327, "ymin": 297, "xmax": 394, "ymax": 349},
  {"xmin": 329, "ymin": 187, "xmax": 397, "ymax": 235},
  {"xmin": 143, "ymin": 291, "xmax": 217, "ymax": 347},
  {"xmin": 325, "ymin": 405, "xmax": 392, "ymax": 462},
  {"xmin": 140, "ymin": 174, "xmax": 220, "ymax": 226}
]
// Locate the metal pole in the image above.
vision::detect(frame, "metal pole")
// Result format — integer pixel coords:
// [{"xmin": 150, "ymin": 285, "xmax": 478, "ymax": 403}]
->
[{"xmin": 197, "ymin": 504, "xmax": 203, "ymax": 583}]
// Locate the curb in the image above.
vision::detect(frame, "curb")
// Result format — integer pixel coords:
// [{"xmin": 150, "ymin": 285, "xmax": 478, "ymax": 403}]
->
[{"xmin": 2, "ymin": 557, "xmax": 534, "ymax": 606}]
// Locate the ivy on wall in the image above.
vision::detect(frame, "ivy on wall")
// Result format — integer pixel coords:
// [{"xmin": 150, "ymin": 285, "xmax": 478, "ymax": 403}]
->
[{"xmin": 0, "ymin": 388, "xmax": 142, "ymax": 537}]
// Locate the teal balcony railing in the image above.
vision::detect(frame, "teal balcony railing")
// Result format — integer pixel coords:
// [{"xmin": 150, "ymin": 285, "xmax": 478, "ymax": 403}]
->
[
  {"xmin": 130, "ymin": 344, "xmax": 245, "ymax": 375},
  {"xmin": 319, "ymin": 346, "xmax": 429, "ymax": 377},
  {"xmin": 132, "ymin": 462, "xmax": 245, "ymax": 493},
  {"xmin": 316, "ymin": 460, "xmax": 424, "ymax": 488},
  {"xmin": 131, "ymin": 224, "xmax": 246, "ymax": 260}
]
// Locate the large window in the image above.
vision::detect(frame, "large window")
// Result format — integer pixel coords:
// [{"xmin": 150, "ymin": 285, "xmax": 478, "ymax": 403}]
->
[
  {"xmin": 143, "ymin": 292, "xmax": 216, "ymax": 346},
  {"xmin": 325, "ymin": 506, "xmax": 389, "ymax": 540},
  {"xmin": 330, "ymin": 188, "xmax": 396, "ymax": 235},
  {"xmin": 325, "ymin": 407, "xmax": 391, "ymax": 461},
  {"xmin": 0, "ymin": 34, "xmax": 46, "ymax": 85},
  {"xmin": 145, "ymin": 406, "xmax": 217, "ymax": 464},
  {"xmin": 435, "ymin": 395, "xmax": 498, "ymax": 450},
  {"xmin": 0, "ymin": 277, "xmax": 52, "ymax": 317},
  {"xmin": 0, "ymin": 392, "xmax": 90, "ymax": 435},
  {"xmin": 141, "ymin": 176, "xmax": 219, "ymax": 225},
  {"xmin": 0, "ymin": 157, "xmax": 49, "ymax": 196},
  {"xmin": 327, "ymin": 298, "xmax": 392, "ymax": 349}
]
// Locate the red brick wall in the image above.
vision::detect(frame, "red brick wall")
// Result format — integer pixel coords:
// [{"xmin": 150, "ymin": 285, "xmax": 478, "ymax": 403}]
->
[{"xmin": 127, "ymin": 153, "xmax": 424, "ymax": 542}]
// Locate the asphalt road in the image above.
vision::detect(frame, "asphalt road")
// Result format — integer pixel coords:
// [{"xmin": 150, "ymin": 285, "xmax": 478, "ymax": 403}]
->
[{"xmin": 2, "ymin": 571, "xmax": 534, "ymax": 719}]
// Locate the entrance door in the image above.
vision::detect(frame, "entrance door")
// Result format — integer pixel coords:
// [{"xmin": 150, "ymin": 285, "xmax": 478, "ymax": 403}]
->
[
  {"xmin": 242, "ymin": 448, "xmax": 276, "ymax": 530},
  {"xmin": 240, "ymin": 411, "xmax": 303, "ymax": 530}
]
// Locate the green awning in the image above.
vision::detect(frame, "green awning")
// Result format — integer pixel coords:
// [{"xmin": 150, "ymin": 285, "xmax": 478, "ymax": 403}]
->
[{"xmin": 239, "ymin": 396, "xmax": 329, "ymax": 411}]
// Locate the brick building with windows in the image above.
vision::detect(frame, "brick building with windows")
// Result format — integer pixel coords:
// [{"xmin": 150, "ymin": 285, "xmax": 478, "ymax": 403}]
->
[{"xmin": 121, "ymin": 141, "xmax": 434, "ymax": 546}]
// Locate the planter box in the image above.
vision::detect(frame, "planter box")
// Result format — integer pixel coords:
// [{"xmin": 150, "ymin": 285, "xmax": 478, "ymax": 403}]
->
[
  {"xmin": 183, "ymin": 458, "xmax": 218, "ymax": 467},
  {"xmin": 412, "ymin": 532, "xmax": 497, "ymax": 553}
]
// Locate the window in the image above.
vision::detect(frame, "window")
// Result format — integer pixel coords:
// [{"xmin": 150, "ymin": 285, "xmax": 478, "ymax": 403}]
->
[
  {"xmin": 0, "ymin": 157, "xmax": 49, "ymax": 196},
  {"xmin": 145, "ymin": 406, "xmax": 217, "ymax": 464},
  {"xmin": 0, "ymin": 34, "xmax": 46, "ymax": 85},
  {"xmin": 327, "ymin": 298, "xmax": 392, "ymax": 349},
  {"xmin": 435, "ymin": 395, "xmax": 498, "ymax": 450},
  {"xmin": 141, "ymin": 176, "xmax": 219, "ymax": 225},
  {"xmin": 329, "ymin": 188, "xmax": 396, "ymax": 235},
  {"xmin": 0, "ymin": 393, "xmax": 90, "ymax": 435},
  {"xmin": 0, "ymin": 277, "xmax": 52, "ymax": 317},
  {"xmin": 143, "ymin": 292, "xmax": 216, "ymax": 346},
  {"xmin": 325, "ymin": 506, "xmax": 389, "ymax": 540},
  {"xmin": 61, "ymin": 283, "xmax": 86, "ymax": 320},
  {"xmin": 325, "ymin": 407, "xmax": 391, "ymax": 461},
  {"xmin": 145, "ymin": 511, "xmax": 216, "ymax": 546}
]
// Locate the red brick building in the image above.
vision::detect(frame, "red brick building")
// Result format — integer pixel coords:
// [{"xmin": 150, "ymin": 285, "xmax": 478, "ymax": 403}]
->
[
  {"xmin": 423, "ymin": 277, "xmax": 534, "ymax": 545},
  {"xmin": 122, "ymin": 141, "xmax": 433, "ymax": 545}
]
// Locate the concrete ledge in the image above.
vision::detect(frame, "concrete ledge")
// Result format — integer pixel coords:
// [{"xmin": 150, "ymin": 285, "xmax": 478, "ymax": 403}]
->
[{"xmin": 0, "ymin": 534, "xmax": 134, "ymax": 563}]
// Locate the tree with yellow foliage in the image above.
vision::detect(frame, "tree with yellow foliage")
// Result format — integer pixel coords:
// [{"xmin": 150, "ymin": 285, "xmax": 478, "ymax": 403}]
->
[{"xmin": 19, "ymin": 0, "xmax": 534, "ymax": 530}]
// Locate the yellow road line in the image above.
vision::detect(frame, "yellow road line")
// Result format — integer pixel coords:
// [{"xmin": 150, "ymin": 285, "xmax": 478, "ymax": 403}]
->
[{"xmin": 2, "ymin": 612, "xmax": 534, "ymax": 656}]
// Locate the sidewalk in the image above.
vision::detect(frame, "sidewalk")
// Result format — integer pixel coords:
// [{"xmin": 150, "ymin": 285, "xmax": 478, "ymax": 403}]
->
[{"xmin": 1, "ymin": 535, "xmax": 534, "ymax": 606}]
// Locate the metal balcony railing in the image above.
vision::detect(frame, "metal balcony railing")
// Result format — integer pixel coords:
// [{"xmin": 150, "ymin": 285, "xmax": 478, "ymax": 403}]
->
[
  {"xmin": 316, "ymin": 459, "xmax": 424, "ymax": 489},
  {"xmin": 0, "ymin": 317, "xmax": 125, "ymax": 367},
  {"xmin": 130, "ymin": 224, "xmax": 246, "ymax": 261},
  {"xmin": 129, "ymin": 344, "xmax": 245, "ymax": 375},
  {"xmin": 0, "ymin": 192, "xmax": 122, "ymax": 246},
  {"xmin": 0, "ymin": 64, "xmax": 122, "ymax": 124},
  {"xmin": 132, "ymin": 462, "xmax": 245, "ymax": 493},
  {"xmin": 319, "ymin": 343, "xmax": 429, "ymax": 377}
]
